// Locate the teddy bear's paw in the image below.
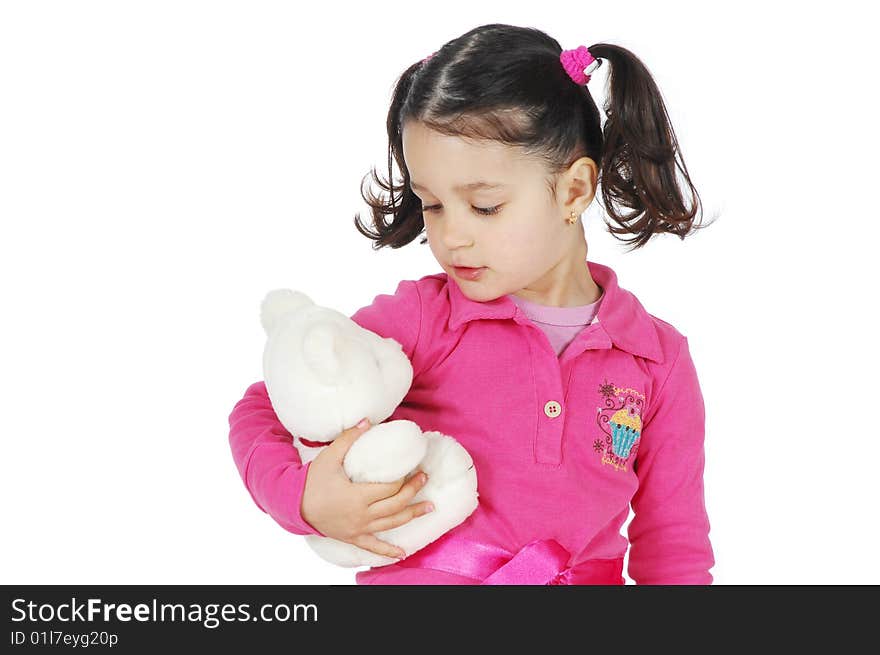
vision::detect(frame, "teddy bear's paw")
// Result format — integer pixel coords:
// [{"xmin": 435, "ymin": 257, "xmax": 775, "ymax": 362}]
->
[
  {"xmin": 370, "ymin": 431, "xmax": 479, "ymax": 557},
  {"xmin": 304, "ymin": 534, "xmax": 399, "ymax": 568},
  {"xmin": 376, "ymin": 470, "xmax": 479, "ymax": 557},
  {"xmin": 417, "ymin": 431, "xmax": 478, "ymax": 487},
  {"xmin": 343, "ymin": 420, "xmax": 428, "ymax": 483}
]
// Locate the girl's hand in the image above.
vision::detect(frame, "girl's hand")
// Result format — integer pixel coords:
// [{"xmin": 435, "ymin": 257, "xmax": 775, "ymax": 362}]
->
[{"xmin": 300, "ymin": 419, "xmax": 433, "ymax": 559}]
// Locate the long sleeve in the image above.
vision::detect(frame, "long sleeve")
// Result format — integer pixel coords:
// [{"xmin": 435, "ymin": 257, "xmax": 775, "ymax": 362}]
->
[
  {"xmin": 349, "ymin": 279, "xmax": 422, "ymax": 367},
  {"xmin": 227, "ymin": 279, "xmax": 422, "ymax": 536},
  {"xmin": 228, "ymin": 380, "xmax": 324, "ymax": 536},
  {"xmin": 627, "ymin": 336, "xmax": 715, "ymax": 584}
]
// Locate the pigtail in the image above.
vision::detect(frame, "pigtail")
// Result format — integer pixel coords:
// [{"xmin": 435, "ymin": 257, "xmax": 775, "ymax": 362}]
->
[
  {"xmin": 588, "ymin": 43, "xmax": 712, "ymax": 251},
  {"xmin": 354, "ymin": 59, "xmax": 428, "ymax": 249},
  {"xmin": 354, "ymin": 25, "xmax": 717, "ymax": 252}
]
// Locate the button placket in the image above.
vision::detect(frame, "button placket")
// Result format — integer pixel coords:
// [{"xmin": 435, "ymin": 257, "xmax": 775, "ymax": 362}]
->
[{"xmin": 518, "ymin": 317, "xmax": 566, "ymax": 466}]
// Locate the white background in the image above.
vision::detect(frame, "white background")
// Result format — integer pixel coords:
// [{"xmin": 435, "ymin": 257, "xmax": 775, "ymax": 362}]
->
[{"xmin": 2, "ymin": 1, "xmax": 877, "ymax": 585}]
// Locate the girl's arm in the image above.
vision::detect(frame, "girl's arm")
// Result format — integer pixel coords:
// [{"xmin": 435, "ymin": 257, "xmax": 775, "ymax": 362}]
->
[
  {"xmin": 227, "ymin": 279, "xmax": 422, "ymax": 536},
  {"xmin": 627, "ymin": 336, "xmax": 715, "ymax": 584},
  {"xmin": 228, "ymin": 380, "xmax": 325, "ymax": 536}
]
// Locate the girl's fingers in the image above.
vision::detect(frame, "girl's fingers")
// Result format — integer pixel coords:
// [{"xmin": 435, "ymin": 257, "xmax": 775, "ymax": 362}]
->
[
  {"xmin": 366, "ymin": 501, "xmax": 435, "ymax": 534},
  {"xmin": 366, "ymin": 471, "xmax": 428, "ymax": 517},
  {"xmin": 351, "ymin": 533, "xmax": 406, "ymax": 559},
  {"xmin": 357, "ymin": 476, "xmax": 409, "ymax": 503}
]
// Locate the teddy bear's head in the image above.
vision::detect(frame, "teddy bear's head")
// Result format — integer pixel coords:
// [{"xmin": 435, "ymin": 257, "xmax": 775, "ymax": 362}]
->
[{"xmin": 260, "ymin": 289, "xmax": 413, "ymax": 443}]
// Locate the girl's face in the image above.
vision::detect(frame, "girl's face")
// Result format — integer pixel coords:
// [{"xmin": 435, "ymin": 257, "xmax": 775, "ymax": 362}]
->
[{"xmin": 402, "ymin": 120, "xmax": 588, "ymax": 304}]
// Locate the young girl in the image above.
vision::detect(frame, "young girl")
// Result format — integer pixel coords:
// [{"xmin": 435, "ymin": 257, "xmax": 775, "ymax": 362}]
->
[{"xmin": 228, "ymin": 23, "xmax": 715, "ymax": 585}]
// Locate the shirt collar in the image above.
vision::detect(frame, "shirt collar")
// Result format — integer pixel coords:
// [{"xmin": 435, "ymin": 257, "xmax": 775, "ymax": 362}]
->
[{"xmin": 446, "ymin": 259, "xmax": 665, "ymax": 364}]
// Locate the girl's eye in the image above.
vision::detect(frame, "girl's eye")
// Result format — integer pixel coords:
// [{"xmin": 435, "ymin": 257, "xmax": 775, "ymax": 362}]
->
[{"xmin": 422, "ymin": 204, "xmax": 502, "ymax": 216}]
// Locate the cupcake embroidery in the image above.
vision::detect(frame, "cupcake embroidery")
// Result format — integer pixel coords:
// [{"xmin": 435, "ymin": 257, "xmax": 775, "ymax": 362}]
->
[{"xmin": 594, "ymin": 380, "xmax": 645, "ymax": 472}]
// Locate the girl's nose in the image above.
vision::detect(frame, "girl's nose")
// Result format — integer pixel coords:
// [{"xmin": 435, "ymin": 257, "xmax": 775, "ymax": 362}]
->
[{"xmin": 440, "ymin": 218, "xmax": 474, "ymax": 250}]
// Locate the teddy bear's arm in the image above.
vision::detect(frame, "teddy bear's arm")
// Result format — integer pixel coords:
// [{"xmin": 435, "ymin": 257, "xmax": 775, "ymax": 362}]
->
[{"xmin": 228, "ymin": 380, "xmax": 325, "ymax": 537}]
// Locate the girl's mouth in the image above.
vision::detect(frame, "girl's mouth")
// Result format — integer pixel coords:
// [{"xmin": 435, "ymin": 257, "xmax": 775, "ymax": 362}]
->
[{"xmin": 452, "ymin": 266, "xmax": 486, "ymax": 281}]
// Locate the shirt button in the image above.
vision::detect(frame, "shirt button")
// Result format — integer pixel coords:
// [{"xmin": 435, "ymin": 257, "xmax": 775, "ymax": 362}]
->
[{"xmin": 544, "ymin": 400, "xmax": 561, "ymax": 418}]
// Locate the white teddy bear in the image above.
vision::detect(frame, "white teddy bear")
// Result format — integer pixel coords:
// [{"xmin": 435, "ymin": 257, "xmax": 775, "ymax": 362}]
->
[{"xmin": 260, "ymin": 288, "xmax": 480, "ymax": 568}]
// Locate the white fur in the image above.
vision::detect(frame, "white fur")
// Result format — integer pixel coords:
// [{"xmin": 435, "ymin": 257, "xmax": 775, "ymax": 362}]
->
[{"xmin": 260, "ymin": 289, "xmax": 480, "ymax": 567}]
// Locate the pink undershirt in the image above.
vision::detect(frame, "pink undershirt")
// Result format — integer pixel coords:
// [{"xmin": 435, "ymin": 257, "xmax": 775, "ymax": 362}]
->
[{"xmin": 506, "ymin": 286, "xmax": 604, "ymax": 358}]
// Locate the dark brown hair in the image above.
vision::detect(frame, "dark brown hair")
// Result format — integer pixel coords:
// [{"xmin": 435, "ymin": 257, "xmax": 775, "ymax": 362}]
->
[{"xmin": 354, "ymin": 23, "xmax": 716, "ymax": 252}]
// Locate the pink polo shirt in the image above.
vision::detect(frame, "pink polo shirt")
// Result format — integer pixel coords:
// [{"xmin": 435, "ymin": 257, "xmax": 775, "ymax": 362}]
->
[{"xmin": 228, "ymin": 259, "xmax": 714, "ymax": 584}]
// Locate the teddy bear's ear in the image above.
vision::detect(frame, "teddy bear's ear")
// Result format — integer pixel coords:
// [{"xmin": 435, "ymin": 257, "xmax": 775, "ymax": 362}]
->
[
  {"xmin": 260, "ymin": 289, "xmax": 314, "ymax": 335},
  {"xmin": 302, "ymin": 322, "xmax": 343, "ymax": 386}
]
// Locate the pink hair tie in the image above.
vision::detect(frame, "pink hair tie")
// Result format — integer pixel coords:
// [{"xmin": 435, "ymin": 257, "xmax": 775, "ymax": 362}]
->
[
  {"xmin": 421, "ymin": 51, "xmax": 437, "ymax": 64},
  {"xmin": 560, "ymin": 45, "xmax": 601, "ymax": 85}
]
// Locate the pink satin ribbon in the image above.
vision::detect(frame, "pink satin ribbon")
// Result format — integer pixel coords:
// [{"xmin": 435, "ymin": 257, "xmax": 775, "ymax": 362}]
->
[{"xmin": 393, "ymin": 532, "xmax": 624, "ymax": 585}]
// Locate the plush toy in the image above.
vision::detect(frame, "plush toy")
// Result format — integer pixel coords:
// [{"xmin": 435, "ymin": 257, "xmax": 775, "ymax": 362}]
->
[{"xmin": 260, "ymin": 288, "xmax": 480, "ymax": 568}]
